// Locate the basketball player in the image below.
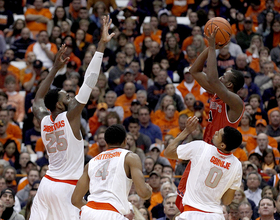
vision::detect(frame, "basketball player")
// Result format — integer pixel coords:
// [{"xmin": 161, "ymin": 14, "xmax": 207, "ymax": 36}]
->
[
  {"xmin": 71, "ymin": 124, "xmax": 152, "ymax": 220},
  {"xmin": 177, "ymin": 26, "xmax": 245, "ymax": 211},
  {"xmin": 165, "ymin": 116, "xmax": 243, "ymax": 220},
  {"xmin": 30, "ymin": 16, "xmax": 115, "ymax": 220}
]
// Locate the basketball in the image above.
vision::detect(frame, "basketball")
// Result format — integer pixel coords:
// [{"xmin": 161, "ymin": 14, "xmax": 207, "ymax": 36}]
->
[{"xmin": 204, "ymin": 17, "xmax": 232, "ymax": 47}]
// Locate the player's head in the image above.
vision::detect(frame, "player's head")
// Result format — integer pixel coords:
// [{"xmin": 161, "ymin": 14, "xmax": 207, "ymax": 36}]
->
[
  {"xmin": 222, "ymin": 69, "xmax": 244, "ymax": 93},
  {"xmin": 44, "ymin": 89, "xmax": 72, "ymax": 112},
  {"xmin": 212, "ymin": 126, "xmax": 242, "ymax": 152},
  {"xmin": 105, "ymin": 124, "xmax": 127, "ymax": 147}
]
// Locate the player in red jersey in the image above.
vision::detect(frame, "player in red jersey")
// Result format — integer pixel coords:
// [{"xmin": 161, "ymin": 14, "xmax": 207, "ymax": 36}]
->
[{"xmin": 176, "ymin": 27, "xmax": 245, "ymax": 212}]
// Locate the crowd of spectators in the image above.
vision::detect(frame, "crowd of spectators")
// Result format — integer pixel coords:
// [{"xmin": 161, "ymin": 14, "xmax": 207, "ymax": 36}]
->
[{"xmin": 1, "ymin": 0, "xmax": 280, "ymax": 219}]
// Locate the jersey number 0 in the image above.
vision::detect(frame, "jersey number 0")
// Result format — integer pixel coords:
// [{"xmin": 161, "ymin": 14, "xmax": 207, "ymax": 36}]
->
[{"xmin": 205, "ymin": 167, "xmax": 223, "ymax": 188}]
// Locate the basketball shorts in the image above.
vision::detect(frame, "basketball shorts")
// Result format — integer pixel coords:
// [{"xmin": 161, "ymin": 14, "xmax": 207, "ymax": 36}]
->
[
  {"xmin": 29, "ymin": 177, "xmax": 80, "ymax": 220},
  {"xmin": 176, "ymin": 211, "xmax": 225, "ymax": 220},
  {"xmin": 81, "ymin": 206, "xmax": 129, "ymax": 220}
]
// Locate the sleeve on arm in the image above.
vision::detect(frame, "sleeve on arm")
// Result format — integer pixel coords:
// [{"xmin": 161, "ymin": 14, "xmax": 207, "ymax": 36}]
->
[
  {"xmin": 177, "ymin": 140, "xmax": 204, "ymax": 161},
  {"xmin": 230, "ymin": 163, "xmax": 242, "ymax": 190}
]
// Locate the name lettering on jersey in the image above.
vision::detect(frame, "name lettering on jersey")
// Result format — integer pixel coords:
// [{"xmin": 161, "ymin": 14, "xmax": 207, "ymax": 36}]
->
[
  {"xmin": 94, "ymin": 152, "xmax": 121, "ymax": 161},
  {"xmin": 210, "ymin": 156, "xmax": 231, "ymax": 170},
  {"xmin": 43, "ymin": 120, "xmax": 65, "ymax": 132},
  {"xmin": 210, "ymin": 102, "xmax": 222, "ymax": 113}
]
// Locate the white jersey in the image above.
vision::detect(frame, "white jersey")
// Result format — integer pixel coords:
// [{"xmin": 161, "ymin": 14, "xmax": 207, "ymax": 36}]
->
[
  {"xmin": 41, "ymin": 112, "xmax": 84, "ymax": 180},
  {"xmin": 177, "ymin": 140, "xmax": 242, "ymax": 214},
  {"xmin": 87, "ymin": 148, "xmax": 133, "ymax": 215}
]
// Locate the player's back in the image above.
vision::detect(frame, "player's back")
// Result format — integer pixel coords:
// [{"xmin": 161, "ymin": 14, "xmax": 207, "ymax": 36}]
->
[
  {"xmin": 177, "ymin": 141, "xmax": 242, "ymax": 213},
  {"xmin": 204, "ymin": 94, "xmax": 243, "ymax": 144},
  {"xmin": 41, "ymin": 112, "xmax": 84, "ymax": 180},
  {"xmin": 87, "ymin": 148, "xmax": 133, "ymax": 215}
]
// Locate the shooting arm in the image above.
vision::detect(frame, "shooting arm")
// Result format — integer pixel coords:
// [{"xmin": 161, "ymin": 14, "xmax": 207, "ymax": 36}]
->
[{"xmin": 189, "ymin": 47, "xmax": 214, "ymax": 93}]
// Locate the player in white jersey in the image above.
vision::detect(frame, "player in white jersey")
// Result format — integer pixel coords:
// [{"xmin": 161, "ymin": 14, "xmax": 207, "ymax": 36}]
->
[
  {"xmin": 71, "ymin": 124, "xmax": 152, "ymax": 220},
  {"xmin": 165, "ymin": 116, "xmax": 243, "ymax": 220},
  {"xmin": 30, "ymin": 16, "xmax": 115, "ymax": 220}
]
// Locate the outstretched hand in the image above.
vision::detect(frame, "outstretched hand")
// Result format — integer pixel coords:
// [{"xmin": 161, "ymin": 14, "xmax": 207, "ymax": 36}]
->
[
  {"xmin": 53, "ymin": 44, "xmax": 69, "ymax": 70},
  {"xmin": 100, "ymin": 15, "xmax": 115, "ymax": 43},
  {"xmin": 204, "ymin": 26, "xmax": 223, "ymax": 49},
  {"xmin": 177, "ymin": 116, "xmax": 199, "ymax": 140}
]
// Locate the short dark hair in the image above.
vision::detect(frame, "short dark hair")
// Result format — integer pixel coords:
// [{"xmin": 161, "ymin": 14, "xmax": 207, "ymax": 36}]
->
[
  {"xmin": 104, "ymin": 124, "xmax": 127, "ymax": 145},
  {"xmin": 128, "ymin": 118, "xmax": 139, "ymax": 125},
  {"xmin": 222, "ymin": 126, "xmax": 242, "ymax": 151},
  {"xmin": 229, "ymin": 69, "xmax": 244, "ymax": 93},
  {"xmin": 259, "ymin": 196, "xmax": 275, "ymax": 208},
  {"xmin": 44, "ymin": 88, "xmax": 61, "ymax": 112}
]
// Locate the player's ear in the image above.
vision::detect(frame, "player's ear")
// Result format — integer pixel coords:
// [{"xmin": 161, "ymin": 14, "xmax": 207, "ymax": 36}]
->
[
  {"xmin": 220, "ymin": 142, "xmax": 227, "ymax": 151},
  {"xmin": 56, "ymin": 101, "xmax": 64, "ymax": 110}
]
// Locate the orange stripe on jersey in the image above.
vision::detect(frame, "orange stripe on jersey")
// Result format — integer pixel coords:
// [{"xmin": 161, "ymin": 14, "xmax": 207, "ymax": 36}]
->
[
  {"xmin": 44, "ymin": 175, "xmax": 78, "ymax": 185},
  {"xmin": 86, "ymin": 201, "xmax": 119, "ymax": 213},
  {"xmin": 184, "ymin": 205, "xmax": 211, "ymax": 213}
]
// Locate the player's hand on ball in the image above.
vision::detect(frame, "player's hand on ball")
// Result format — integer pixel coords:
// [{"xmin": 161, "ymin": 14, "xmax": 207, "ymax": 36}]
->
[{"xmin": 205, "ymin": 27, "xmax": 223, "ymax": 49}]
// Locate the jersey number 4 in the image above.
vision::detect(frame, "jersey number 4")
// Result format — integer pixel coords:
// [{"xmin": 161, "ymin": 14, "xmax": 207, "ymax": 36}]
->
[
  {"xmin": 45, "ymin": 130, "xmax": 68, "ymax": 153},
  {"xmin": 205, "ymin": 167, "xmax": 223, "ymax": 188},
  {"xmin": 95, "ymin": 161, "xmax": 110, "ymax": 180}
]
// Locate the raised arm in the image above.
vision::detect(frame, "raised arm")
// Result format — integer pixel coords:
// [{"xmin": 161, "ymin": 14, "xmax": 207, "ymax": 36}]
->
[
  {"xmin": 66, "ymin": 15, "xmax": 115, "ymax": 139},
  {"xmin": 125, "ymin": 153, "xmax": 152, "ymax": 200},
  {"xmin": 32, "ymin": 45, "xmax": 69, "ymax": 124},
  {"xmin": 205, "ymin": 27, "xmax": 244, "ymax": 120},
  {"xmin": 189, "ymin": 47, "xmax": 214, "ymax": 94},
  {"xmin": 164, "ymin": 116, "xmax": 198, "ymax": 159}
]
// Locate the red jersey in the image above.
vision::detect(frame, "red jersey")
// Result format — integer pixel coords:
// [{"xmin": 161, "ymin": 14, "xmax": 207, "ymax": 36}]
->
[{"xmin": 204, "ymin": 94, "xmax": 244, "ymax": 144}]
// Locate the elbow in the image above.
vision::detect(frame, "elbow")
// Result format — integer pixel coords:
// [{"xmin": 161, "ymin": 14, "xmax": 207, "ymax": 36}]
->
[
  {"xmin": 221, "ymin": 198, "xmax": 232, "ymax": 206},
  {"xmin": 139, "ymin": 190, "xmax": 152, "ymax": 201},
  {"xmin": 71, "ymin": 195, "xmax": 79, "ymax": 208}
]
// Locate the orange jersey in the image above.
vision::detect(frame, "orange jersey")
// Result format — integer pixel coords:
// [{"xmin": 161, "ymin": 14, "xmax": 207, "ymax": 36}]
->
[
  {"xmin": 203, "ymin": 94, "xmax": 244, "ymax": 144},
  {"xmin": 237, "ymin": 126, "xmax": 257, "ymax": 143},
  {"xmin": 24, "ymin": 8, "xmax": 52, "ymax": 31},
  {"xmin": 232, "ymin": 147, "xmax": 248, "ymax": 162},
  {"xmin": 166, "ymin": 0, "xmax": 194, "ymax": 16}
]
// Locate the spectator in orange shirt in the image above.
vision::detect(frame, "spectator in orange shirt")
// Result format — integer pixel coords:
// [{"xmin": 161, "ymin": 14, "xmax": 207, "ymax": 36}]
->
[
  {"xmin": 115, "ymin": 82, "xmax": 137, "ymax": 119},
  {"xmin": 79, "ymin": 19, "xmax": 93, "ymax": 43},
  {"xmin": 167, "ymin": 114, "xmax": 188, "ymax": 138},
  {"xmin": 148, "ymin": 171, "xmax": 163, "ymax": 210},
  {"xmin": 88, "ymin": 103, "xmax": 108, "ymax": 136},
  {"xmin": 88, "ymin": 131, "xmax": 107, "ymax": 158},
  {"xmin": 22, "ymin": 60, "xmax": 44, "ymax": 93},
  {"xmin": 0, "ymin": 108, "xmax": 22, "ymax": 145},
  {"xmin": 87, "ymin": 0, "xmax": 117, "ymax": 13},
  {"xmin": 166, "ymin": 0, "xmax": 194, "ymax": 16},
  {"xmin": 177, "ymin": 67, "xmax": 205, "ymax": 100},
  {"xmin": 237, "ymin": 112, "xmax": 257, "ymax": 148},
  {"xmin": 61, "ymin": 20, "xmax": 75, "ymax": 38},
  {"xmin": 0, "ymin": 119, "xmax": 20, "ymax": 155},
  {"xmin": 66, "ymin": 0, "xmax": 82, "ymax": 22},
  {"xmin": 150, "ymin": 16, "xmax": 162, "ymax": 40},
  {"xmin": 25, "ymin": 30, "xmax": 57, "ymax": 69},
  {"xmin": 245, "ymin": 0, "xmax": 266, "ymax": 29},
  {"xmin": 134, "ymin": 23, "xmax": 161, "ymax": 55},
  {"xmin": 24, "ymin": 0, "xmax": 52, "ymax": 37},
  {"xmin": 182, "ymin": 26, "xmax": 208, "ymax": 52},
  {"xmin": 62, "ymin": 39, "xmax": 81, "ymax": 71},
  {"xmin": 0, "ymin": 58, "xmax": 19, "ymax": 92},
  {"xmin": 154, "ymin": 104, "xmax": 179, "ymax": 139},
  {"xmin": 4, "ymin": 76, "xmax": 25, "ymax": 123}
]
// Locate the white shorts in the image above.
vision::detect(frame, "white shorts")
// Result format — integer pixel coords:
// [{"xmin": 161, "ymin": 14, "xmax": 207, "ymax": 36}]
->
[
  {"xmin": 29, "ymin": 177, "xmax": 80, "ymax": 220},
  {"xmin": 176, "ymin": 211, "xmax": 225, "ymax": 220},
  {"xmin": 81, "ymin": 206, "xmax": 128, "ymax": 220}
]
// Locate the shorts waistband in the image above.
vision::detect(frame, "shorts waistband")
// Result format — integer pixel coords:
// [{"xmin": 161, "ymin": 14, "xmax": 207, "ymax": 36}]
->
[
  {"xmin": 86, "ymin": 201, "xmax": 119, "ymax": 213},
  {"xmin": 184, "ymin": 205, "xmax": 211, "ymax": 213},
  {"xmin": 44, "ymin": 175, "xmax": 78, "ymax": 185}
]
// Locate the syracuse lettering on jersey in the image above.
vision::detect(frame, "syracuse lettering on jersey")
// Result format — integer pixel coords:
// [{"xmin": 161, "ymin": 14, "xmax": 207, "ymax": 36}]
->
[
  {"xmin": 43, "ymin": 120, "xmax": 65, "ymax": 132},
  {"xmin": 210, "ymin": 156, "xmax": 231, "ymax": 170},
  {"xmin": 94, "ymin": 152, "xmax": 121, "ymax": 161},
  {"xmin": 210, "ymin": 102, "xmax": 222, "ymax": 113}
]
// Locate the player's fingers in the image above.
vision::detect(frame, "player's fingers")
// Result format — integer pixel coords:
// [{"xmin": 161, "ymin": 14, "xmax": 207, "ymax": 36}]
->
[
  {"xmin": 108, "ymin": 18, "xmax": 112, "ymax": 27},
  {"xmin": 62, "ymin": 57, "xmax": 70, "ymax": 63},
  {"xmin": 109, "ymin": 33, "xmax": 115, "ymax": 38}
]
